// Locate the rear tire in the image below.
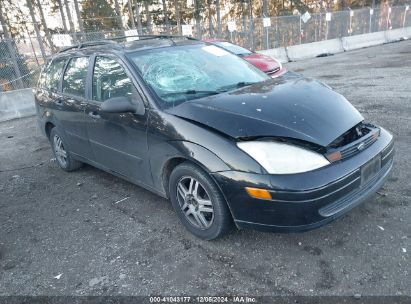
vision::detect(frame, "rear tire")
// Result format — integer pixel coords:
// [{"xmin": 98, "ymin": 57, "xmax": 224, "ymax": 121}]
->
[
  {"xmin": 169, "ymin": 162, "xmax": 233, "ymax": 240},
  {"xmin": 49, "ymin": 127, "xmax": 83, "ymax": 172}
]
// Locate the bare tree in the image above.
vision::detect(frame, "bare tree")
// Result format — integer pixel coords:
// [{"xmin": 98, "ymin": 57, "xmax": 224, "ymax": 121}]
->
[
  {"xmin": 56, "ymin": 0, "xmax": 68, "ymax": 33},
  {"xmin": 193, "ymin": 0, "xmax": 202, "ymax": 39},
  {"xmin": 0, "ymin": 2, "xmax": 24, "ymax": 88},
  {"xmin": 113, "ymin": 0, "xmax": 125, "ymax": 30},
  {"xmin": 174, "ymin": 0, "xmax": 181, "ymax": 35},
  {"xmin": 25, "ymin": 0, "xmax": 47, "ymax": 59},
  {"xmin": 127, "ymin": 0, "xmax": 136, "ymax": 29},
  {"xmin": 73, "ymin": 0, "xmax": 85, "ymax": 39},
  {"xmin": 161, "ymin": 0, "xmax": 170, "ymax": 34},
  {"xmin": 143, "ymin": 0, "xmax": 152, "ymax": 34},
  {"xmin": 63, "ymin": 0, "xmax": 77, "ymax": 41},
  {"xmin": 133, "ymin": 0, "xmax": 143, "ymax": 34},
  {"xmin": 35, "ymin": 0, "xmax": 56, "ymax": 51},
  {"xmin": 206, "ymin": 0, "xmax": 213, "ymax": 37},
  {"xmin": 248, "ymin": 0, "xmax": 254, "ymax": 50},
  {"xmin": 216, "ymin": 0, "xmax": 221, "ymax": 37}
]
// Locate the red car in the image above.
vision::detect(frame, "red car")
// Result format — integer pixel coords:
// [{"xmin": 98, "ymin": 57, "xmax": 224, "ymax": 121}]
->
[{"xmin": 204, "ymin": 39, "xmax": 286, "ymax": 78}]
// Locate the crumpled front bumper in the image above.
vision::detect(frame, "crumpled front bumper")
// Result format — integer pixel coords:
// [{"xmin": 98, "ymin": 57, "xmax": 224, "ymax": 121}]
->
[{"xmin": 211, "ymin": 127, "xmax": 394, "ymax": 232}]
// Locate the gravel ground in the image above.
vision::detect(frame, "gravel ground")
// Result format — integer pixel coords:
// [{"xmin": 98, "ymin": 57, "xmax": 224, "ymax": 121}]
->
[{"xmin": 0, "ymin": 41, "xmax": 410, "ymax": 297}]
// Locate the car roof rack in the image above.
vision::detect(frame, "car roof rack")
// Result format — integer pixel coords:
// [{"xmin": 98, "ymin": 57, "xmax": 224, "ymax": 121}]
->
[
  {"xmin": 108, "ymin": 34, "xmax": 198, "ymax": 41},
  {"xmin": 58, "ymin": 40, "xmax": 118, "ymax": 53},
  {"xmin": 57, "ymin": 35, "xmax": 198, "ymax": 53}
]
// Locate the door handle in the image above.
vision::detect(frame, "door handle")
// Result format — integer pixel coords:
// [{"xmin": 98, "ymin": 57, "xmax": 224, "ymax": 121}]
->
[{"xmin": 88, "ymin": 111, "xmax": 101, "ymax": 119}]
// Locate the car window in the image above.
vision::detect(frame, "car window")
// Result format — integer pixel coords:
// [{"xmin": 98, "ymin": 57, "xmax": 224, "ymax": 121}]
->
[
  {"xmin": 213, "ymin": 41, "xmax": 252, "ymax": 56},
  {"xmin": 62, "ymin": 57, "xmax": 89, "ymax": 97},
  {"xmin": 38, "ymin": 61, "xmax": 50, "ymax": 89},
  {"xmin": 128, "ymin": 44, "xmax": 268, "ymax": 108},
  {"xmin": 92, "ymin": 56, "xmax": 136, "ymax": 102},
  {"xmin": 47, "ymin": 58, "xmax": 67, "ymax": 91},
  {"xmin": 39, "ymin": 58, "xmax": 66, "ymax": 91}
]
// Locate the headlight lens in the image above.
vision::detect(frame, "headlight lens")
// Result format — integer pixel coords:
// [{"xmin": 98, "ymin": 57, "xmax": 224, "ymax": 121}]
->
[{"xmin": 237, "ymin": 141, "xmax": 330, "ymax": 174}]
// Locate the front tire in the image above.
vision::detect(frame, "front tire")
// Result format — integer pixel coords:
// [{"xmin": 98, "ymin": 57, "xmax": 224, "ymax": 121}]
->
[
  {"xmin": 169, "ymin": 162, "xmax": 233, "ymax": 240},
  {"xmin": 49, "ymin": 127, "xmax": 83, "ymax": 172}
]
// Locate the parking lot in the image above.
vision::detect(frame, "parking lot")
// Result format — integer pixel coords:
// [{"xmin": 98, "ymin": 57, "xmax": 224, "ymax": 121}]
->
[{"xmin": 0, "ymin": 40, "xmax": 410, "ymax": 296}]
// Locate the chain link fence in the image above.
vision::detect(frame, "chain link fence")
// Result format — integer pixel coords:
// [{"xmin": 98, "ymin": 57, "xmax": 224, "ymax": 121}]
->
[{"xmin": 1, "ymin": 5, "xmax": 410, "ymax": 92}]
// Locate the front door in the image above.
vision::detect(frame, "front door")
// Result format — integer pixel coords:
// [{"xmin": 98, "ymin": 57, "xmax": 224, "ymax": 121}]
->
[
  {"xmin": 84, "ymin": 55, "xmax": 151, "ymax": 186},
  {"xmin": 58, "ymin": 56, "xmax": 93, "ymax": 159}
]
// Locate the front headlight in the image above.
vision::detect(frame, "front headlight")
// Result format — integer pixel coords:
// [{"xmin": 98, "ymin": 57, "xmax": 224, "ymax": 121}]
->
[{"xmin": 237, "ymin": 141, "xmax": 330, "ymax": 174}]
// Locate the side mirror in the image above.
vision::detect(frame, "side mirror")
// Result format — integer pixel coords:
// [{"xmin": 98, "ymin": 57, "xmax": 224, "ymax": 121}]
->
[{"xmin": 100, "ymin": 96, "xmax": 145, "ymax": 115}]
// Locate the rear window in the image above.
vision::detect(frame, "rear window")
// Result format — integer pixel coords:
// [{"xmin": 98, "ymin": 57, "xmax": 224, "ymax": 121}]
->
[
  {"xmin": 213, "ymin": 41, "xmax": 252, "ymax": 56},
  {"xmin": 62, "ymin": 57, "xmax": 89, "ymax": 97},
  {"xmin": 38, "ymin": 62, "xmax": 50, "ymax": 89},
  {"xmin": 39, "ymin": 58, "xmax": 66, "ymax": 91}
]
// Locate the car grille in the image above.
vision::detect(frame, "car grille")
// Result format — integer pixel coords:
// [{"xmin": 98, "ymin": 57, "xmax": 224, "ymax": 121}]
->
[
  {"xmin": 326, "ymin": 125, "xmax": 380, "ymax": 162},
  {"xmin": 340, "ymin": 133, "xmax": 378, "ymax": 160}
]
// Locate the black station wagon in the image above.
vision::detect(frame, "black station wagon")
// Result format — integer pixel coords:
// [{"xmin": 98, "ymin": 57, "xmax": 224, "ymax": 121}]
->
[{"xmin": 35, "ymin": 36, "xmax": 394, "ymax": 240}]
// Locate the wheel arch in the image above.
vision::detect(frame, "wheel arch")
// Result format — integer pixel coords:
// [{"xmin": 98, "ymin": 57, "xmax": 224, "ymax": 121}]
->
[
  {"xmin": 45, "ymin": 121, "xmax": 55, "ymax": 139},
  {"xmin": 165, "ymin": 155, "xmax": 237, "ymax": 238},
  {"xmin": 157, "ymin": 141, "xmax": 231, "ymax": 199}
]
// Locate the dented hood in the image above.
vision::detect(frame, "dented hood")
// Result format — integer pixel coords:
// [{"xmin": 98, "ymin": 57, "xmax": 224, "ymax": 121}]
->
[{"xmin": 165, "ymin": 75, "xmax": 364, "ymax": 147}]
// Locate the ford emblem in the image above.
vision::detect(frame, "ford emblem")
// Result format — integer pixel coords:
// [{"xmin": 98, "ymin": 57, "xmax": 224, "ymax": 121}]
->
[{"xmin": 357, "ymin": 142, "xmax": 365, "ymax": 151}]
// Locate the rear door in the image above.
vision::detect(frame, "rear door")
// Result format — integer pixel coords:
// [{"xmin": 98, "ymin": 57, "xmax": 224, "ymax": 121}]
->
[
  {"xmin": 59, "ymin": 56, "xmax": 93, "ymax": 159},
  {"xmin": 35, "ymin": 57, "xmax": 66, "ymax": 122},
  {"xmin": 83, "ymin": 55, "xmax": 151, "ymax": 185}
]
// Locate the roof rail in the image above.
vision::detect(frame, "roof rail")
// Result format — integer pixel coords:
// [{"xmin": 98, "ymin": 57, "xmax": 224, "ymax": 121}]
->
[
  {"xmin": 108, "ymin": 34, "xmax": 198, "ymax": 41},
  {"xmin": 58, "ymin": 40, "xmax": 117, "ymax": 53},
  {"xmin": 57, "ymin": 35, "xmax": 198, "ymax": 53}
]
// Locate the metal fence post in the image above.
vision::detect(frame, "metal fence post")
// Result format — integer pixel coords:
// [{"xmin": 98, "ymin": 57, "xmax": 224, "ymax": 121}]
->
[{"xmin": 369, "ymin": 8, "xmax": 373, "ymax": 33}]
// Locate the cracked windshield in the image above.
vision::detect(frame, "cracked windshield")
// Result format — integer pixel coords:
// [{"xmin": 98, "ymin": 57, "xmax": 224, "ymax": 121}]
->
[{"xmin": 128, "ymin": 44, "xmax": 268, "ymax": 107}]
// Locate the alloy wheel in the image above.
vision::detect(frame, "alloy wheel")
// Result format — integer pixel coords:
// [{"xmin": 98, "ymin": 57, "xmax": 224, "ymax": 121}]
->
[
  {"xmin": 53, "ymin": 134, "xmax": 67, "ymax": 168},
  {"xmin": 176, "ymin": 176, "xmax": 214, "ymax": 230}
]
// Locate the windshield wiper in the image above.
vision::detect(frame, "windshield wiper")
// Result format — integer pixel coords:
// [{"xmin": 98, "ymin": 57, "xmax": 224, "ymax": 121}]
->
[
  {"xmin": 218, "ymin": 81, "xmax": 257, "ymax": 91},
  {"xmin": 160, "ymin": 90, "xmax": 222, "ymax": 98},
  {"xmin": 159, "ymin": 82, "xmax": 255, "ymax": 99}
]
